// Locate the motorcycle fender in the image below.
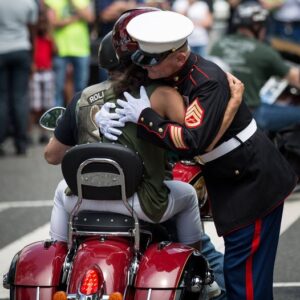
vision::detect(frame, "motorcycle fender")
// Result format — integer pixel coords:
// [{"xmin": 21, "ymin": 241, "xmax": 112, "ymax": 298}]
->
[
  {"xmin": 68, "ymin": 239, "xmax": 133, "ymax": 294},
  {"xmin": 135, "ymin": 243, "xmax": 194, "ymax": 288},
  {"xmin": 14, "ymin": 241, "xmax": 67, "ymax": 286},
  {"xmin": 172, "ymin": 161, "xmax": 202, "ymax": 183},
  {"xmin": 14, "ymin": 287, "xmax": 57, "ymax": 299}
]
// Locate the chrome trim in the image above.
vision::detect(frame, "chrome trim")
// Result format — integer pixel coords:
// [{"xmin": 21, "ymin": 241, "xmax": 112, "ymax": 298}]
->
[
  {"xmin": 190, "ymin": 276, "xmax": 202, "ymax": 293},
  {"xmin": 81, "ymin": 172, "xmax": 122, "ymax": 187},
  {"xmin": 72, "ymin": 229, "xmax": 152, "ymax": 238},
  {"xmin": 146, "ymin": 288, "xmax": 152, "ymax": 300},
  {"xmin": 65, "ymin": 156, "xmax": 142, "ymax": 295},
  {"xmin": 68, "ymin": 157, "xmax": 141, "ymax": 254},
  {"xmin": 77, "ymin": 291, "xmax": 99, "ymax": 300},
  {"xmin": 180, "ymin": 160, "xmax": 197, "ymax": 166},
  {"xmin": 66, "ymin": 294, "xmax": 110, "ymax": 300},
  {"xmin": 73, "ymin": 231, "xmax": 133, "ymax": 237},
  {"xmin": 36, "ymin": 286, "xmax": 40, "ymax": 300},
  {"xmin": 127, "ymin": 256, "xmax": 139, "ymax": 286}
]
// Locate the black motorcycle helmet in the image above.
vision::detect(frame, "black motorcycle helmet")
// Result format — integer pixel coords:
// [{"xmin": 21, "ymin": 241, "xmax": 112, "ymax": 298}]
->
[
  {"xmin": 232, "ymin": 2, "xmax": 268, "ymax": 29},
  {"xmin": 98, "ymin": 31, "xmax": 120, "ymax": 70}
]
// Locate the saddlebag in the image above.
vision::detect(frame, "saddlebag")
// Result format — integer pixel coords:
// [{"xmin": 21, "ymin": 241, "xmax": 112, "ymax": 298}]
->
[{"xmin": 6, "ymin": 240, "xmax": 67, "ymax": 299}]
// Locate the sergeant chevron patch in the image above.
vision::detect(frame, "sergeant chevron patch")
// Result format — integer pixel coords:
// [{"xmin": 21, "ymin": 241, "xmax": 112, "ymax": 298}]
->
[
  {"xmin": 170, "ymin": 125, "xmax": 188, "ymax": 149},
  {"xmin": 185, "ymin": 99, "xmax": 204, "ymax": 128}
]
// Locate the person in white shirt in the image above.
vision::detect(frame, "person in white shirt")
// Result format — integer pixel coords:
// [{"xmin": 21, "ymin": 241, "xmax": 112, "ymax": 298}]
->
[{"xmin": 172, "ymin": 0, "xmax": 213, "ymax": 56}]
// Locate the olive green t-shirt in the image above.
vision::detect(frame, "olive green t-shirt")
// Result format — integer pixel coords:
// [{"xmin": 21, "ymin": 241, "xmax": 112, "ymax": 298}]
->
[
  {"xmin": 103, "ymin": 85, "xmax": 169, "ymax": 223},
  {"xmin": 210, "ymin": 33, "xmax": 290, "ymax": 108}
]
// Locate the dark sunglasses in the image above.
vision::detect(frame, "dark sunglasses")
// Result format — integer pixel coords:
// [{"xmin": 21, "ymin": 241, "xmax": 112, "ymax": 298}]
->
[{"xmin": 131, "ymin": 49, "xmax": 173, "ymax": 67}]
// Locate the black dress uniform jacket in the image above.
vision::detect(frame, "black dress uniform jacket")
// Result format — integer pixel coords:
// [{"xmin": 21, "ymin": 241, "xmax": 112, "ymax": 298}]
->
[{"xmin": 137, "ymin": 53, "xmax": 297, "ymax": 236}]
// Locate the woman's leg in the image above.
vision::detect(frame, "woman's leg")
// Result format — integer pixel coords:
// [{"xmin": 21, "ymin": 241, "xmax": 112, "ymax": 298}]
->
[
  {"xmin": 49, "ymin": 180, "xmax": 153, "ymax": 241},
  {"xmin": 162, "ymin": 180, "xmax": 202, "ymax": 246},
  {"xmin": 49, "ymin": 180, "xmax": 71, "ymax": 241},
  {"xmin": 50, "ymin": 180, "xmax": 202, "ymax": 245}
]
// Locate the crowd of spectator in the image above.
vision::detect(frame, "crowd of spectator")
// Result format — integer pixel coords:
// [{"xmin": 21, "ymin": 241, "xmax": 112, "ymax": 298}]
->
[{"xmin": 0, "ymin": 0, "xmax": 299, "ymax": 156}]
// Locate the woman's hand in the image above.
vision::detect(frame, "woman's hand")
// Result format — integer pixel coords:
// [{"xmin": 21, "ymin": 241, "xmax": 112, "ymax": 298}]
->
[{"xmin": 226, "ymin": 72, "xmax": 244, "ymax": 107}]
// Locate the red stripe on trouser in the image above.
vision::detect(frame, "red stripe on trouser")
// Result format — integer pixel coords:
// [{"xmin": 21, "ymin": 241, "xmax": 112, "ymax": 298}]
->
[{"xmin": 245, "ymin": 219, "xmax": 262, "ymax": 300}]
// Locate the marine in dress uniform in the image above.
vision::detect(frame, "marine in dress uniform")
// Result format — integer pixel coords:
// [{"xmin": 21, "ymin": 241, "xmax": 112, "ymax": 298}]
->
[{"xmin": 116, "ymin": 10, "xmax": 298, "ymax": 300}]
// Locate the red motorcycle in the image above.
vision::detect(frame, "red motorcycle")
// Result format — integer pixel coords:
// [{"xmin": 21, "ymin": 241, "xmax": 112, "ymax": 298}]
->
[
  {"xmin": 172, "ymin": 160, "xmax": 212, "ymax": 222},
  {"xmin": 3, "ymin": 109, "xmax": 214, "ymax": 300}
]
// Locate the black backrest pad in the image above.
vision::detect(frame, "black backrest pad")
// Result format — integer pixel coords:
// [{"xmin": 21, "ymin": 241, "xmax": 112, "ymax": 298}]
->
[{"xmin": 61, "ymin": 143, "xmax": 144, "ymax": 200}]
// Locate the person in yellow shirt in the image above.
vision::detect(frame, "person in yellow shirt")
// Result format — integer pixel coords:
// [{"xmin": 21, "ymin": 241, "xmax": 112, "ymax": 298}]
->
[{"xmin": 45, "ymin": 0, "xmax": 95, "ymax": 106}]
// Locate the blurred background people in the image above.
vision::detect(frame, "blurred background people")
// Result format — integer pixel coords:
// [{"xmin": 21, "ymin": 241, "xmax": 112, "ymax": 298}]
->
[
  {"xmin": 93, "ymin": 0, "xmax": 138, "ymax": 83},
  {"xmin": 44, "ymin": 0, "xmax": 95, "ymax": 107},
  {"xmin": 143, "ymin": 0, "xmax": 172, "ymax": 10},
  {"xmin": 29, "ymin": 8, "xmax": 56, "ymax": 145},
  {"xmin": 172, "ymin": 0, "xmax": 214, "ymax": 57},
  {"xmin": 209, "ymin": 1, "xmax": 300, "ymax": 133},
  {"xmin": 268, "ymin": 0, "xmax": 300, "ymax": 44},
  {"xmin": 0, "ymin": 0, "xmax": 38, "ymax": 156},
  {"xmin": 226, "ymin": 0, "xmax": 242, "ymax": 34}
]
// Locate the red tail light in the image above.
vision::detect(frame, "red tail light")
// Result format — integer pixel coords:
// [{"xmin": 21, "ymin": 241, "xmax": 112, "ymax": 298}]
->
[{"xmin": 80, "ymin": 269, "xmax": 100, "ymax": 295}]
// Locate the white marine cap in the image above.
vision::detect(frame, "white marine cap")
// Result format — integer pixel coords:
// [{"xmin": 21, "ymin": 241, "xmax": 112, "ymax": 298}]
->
[{"xmin": 126, "ymin": 10, "xmax": 194, "ymax": 55}]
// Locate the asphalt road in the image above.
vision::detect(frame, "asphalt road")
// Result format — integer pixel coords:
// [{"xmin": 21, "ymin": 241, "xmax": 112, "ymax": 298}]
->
[{"xmin": 0, "ymin": 132, "xmax": 299, "ymax": 299}]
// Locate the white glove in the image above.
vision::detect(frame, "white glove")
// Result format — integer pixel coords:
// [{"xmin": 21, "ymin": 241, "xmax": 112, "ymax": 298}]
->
[
  {"xmin": 115, "ymin": 86, "xmax": 150, "ymax": 124},
  {"xmin": 94, "ymin": 102, "xmax": 124, "ymax": 141}
]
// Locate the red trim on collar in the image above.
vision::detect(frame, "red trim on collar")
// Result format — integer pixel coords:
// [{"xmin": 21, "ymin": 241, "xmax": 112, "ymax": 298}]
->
[
  {"xmin": 164, "ymin": 53, "xmax": 198, "ymax": 84},
  {"xmin": 193, "ymin": 64, "xmax": 210, "ymax": 79},
  {"xmin": 189, "ymin": 73, "xmax": 197, "ymax": 86}
]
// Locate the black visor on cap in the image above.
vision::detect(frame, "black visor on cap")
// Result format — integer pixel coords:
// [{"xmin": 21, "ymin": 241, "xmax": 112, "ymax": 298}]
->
[{"xmin": 131, "ymin": 49, "xmax": 173, "ymax": 66}]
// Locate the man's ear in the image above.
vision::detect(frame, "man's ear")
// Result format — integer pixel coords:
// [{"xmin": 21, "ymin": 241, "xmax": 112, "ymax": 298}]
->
[{"xmin": 176, "ymin": 51, "xmax": 188, "ymax": 67}]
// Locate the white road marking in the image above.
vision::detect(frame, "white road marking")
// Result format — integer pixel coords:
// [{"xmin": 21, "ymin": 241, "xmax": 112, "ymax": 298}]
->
[
  {"xmin": 273, "ymin": 283, "xmax": 300, "ymax": 287},
  {"xmin": 204, "ymin": 198, "xmax": 300, "ymax": 254},
  {"xmin": 280, "ymin": 198, "xmax": 300, "ymax": 234},
  {"xmin": 0, "ymin": 197, "xmax": 299, "ymax": 299},
  {"xmin": 0, "ymin": 200, "xmax": 53, "ymax": 213}
]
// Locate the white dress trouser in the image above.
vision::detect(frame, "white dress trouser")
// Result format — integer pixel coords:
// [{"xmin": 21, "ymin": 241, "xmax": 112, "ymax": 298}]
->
[{"xmin": 50, "ymin": 179, "xmax": 202, "ymax": 245}]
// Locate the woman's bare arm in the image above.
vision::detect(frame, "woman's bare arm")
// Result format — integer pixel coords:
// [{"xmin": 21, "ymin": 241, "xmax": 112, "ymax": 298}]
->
[
  {"xmin": 150, "ymin": 86, "xmax": 186, "ymax": 123},
  {"xmin": 149, "ymin": 72, "xmax": 244, "ymax": 152},
  {"xmin": 206, "ymin": 72, "xmax": 244, "ymax": 151}
]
